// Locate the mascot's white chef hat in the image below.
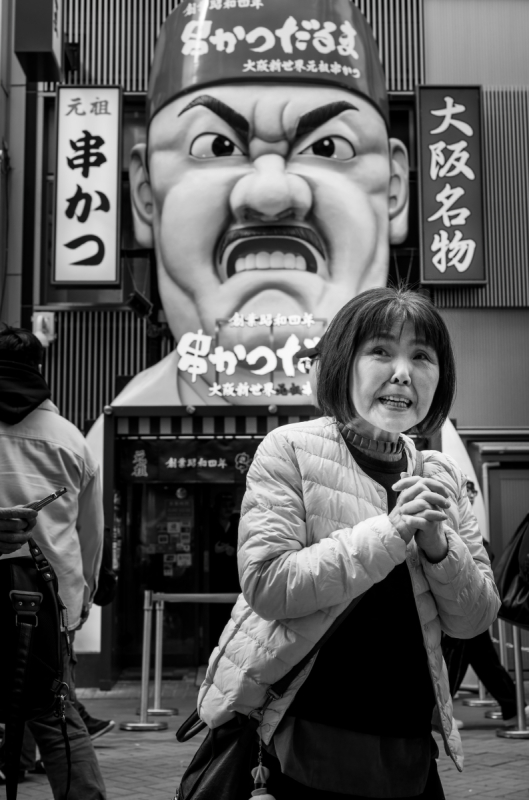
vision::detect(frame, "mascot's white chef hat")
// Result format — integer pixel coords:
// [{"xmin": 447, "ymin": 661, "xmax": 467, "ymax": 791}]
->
[{"xmin": 147, "ymin": 0, "xmax": 389, "ymax": 128}]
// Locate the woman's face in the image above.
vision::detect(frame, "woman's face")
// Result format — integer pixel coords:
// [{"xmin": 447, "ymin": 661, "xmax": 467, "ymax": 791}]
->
[{"xmin": 349, "ymin": 320, "xmax": 440, "ymax": 439}]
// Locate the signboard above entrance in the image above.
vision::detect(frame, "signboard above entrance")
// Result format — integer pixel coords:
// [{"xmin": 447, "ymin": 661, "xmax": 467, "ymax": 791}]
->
[
  {"xmin": 119, "ymin": 438, "xmax": 260, "ymax": 483},
  {"xmin": 417, "ymin": 86, "xmax": 486, "ymax": 285},
  {"xmin": 177, "ymin": 313, "xmax": 323, "ymax": 400}
]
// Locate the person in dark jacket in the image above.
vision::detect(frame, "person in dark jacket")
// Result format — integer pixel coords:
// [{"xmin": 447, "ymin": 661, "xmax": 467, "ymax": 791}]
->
[
  {"xmin": 442, "ymin": 509, "xmax": 528, "ymax": 728},
  {"xmin": 0, "ymin": 325, "xmax": 108, "ymax": 798}
]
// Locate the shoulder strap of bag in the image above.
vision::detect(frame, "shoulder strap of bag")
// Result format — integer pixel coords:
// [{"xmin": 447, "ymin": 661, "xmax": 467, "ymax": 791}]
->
[
  {"xmin": 5, "ymin": 539, "xmax": 71, "ymax": 800},
  {"xmin": 5, "ymin": 588, "xmax": 41, "ymax": 800}
]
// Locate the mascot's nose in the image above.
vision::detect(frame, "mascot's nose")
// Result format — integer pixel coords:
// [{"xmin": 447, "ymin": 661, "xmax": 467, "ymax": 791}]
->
[{"xmin": 230, "ymin": 154, "xmax": 312, "ymax": 223}]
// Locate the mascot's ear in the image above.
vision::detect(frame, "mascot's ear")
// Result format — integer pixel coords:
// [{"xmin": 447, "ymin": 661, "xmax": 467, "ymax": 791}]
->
[
  {"xmin": 129, "ymin": 143, "xmax": 154, "ymax": 248},
  {"xmin": 388, "ymin": 138, "xmax": 409, "ymax": 245}
]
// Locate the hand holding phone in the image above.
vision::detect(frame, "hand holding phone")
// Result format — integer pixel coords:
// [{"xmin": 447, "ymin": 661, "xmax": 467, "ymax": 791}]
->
[
  {"xmin": 0, "ymin": 507, "xmax": 38, "ymax": 553},
  {"xmin": 0, "ymin": 490, "xmax": 67, "ymax": 555},
  {"xmin": 25, "ymin": 487, "xmax": 68, "ymax": 512}
]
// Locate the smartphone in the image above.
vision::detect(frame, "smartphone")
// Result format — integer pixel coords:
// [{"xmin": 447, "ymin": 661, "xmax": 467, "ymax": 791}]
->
[{"xmin": 25, "ymin": 487, "xmax": 68, "ymax": 511}]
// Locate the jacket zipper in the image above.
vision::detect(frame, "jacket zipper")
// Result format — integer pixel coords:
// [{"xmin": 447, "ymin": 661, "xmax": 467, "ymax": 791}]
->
[{"xmin": 405, "ymin": 555, "xmax": 461, "ymax": 770}]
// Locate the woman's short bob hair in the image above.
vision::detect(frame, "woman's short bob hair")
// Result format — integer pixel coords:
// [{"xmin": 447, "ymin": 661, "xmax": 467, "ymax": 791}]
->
[{"xmin": 316, "ymin": 287, "xmax": 456, "ymax": 435}]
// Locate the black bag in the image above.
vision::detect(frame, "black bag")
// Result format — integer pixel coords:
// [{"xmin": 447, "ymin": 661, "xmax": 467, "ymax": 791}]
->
[
  {"xmin": 0, "ymin": 538, "xmax": 70, "ymax": 800},
  {"xmin": 174, "ymin": 450, "xmax": 426, "ymax": 800},
  {"xmin": 175, "ymin": 713, "xmax": 259, "ymax": 800},
  {"xmin": 493, "ymin": 511, "xmax": 529, "ymax": 631},
  {"xmin": 174, "ymin": 589, "xmax": 367, "ymax": 800}
]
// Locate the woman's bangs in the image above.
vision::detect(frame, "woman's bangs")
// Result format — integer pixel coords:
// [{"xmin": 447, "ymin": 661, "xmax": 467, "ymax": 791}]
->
[
  {"xmin": 355, "ymin": 301, "xmax": 407, "ymax": 346},
  {"xmin": 403, "ymin": 303, "xmax": 445, "ymax": 356},
  {"xmin": 353, "ymin": 299, "xmax": 446, "ymax": 366}
]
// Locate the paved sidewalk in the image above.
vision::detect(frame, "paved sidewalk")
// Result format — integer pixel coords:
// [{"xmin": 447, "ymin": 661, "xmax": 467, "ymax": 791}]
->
[{"xmin": 3, "ymin": 683, "xmax": 529, "ymax": 800}]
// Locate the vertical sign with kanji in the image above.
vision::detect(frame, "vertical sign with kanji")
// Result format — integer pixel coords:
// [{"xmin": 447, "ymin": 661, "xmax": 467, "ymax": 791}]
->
[
  {"xmin": 417, "ymin": 86, "xmax": 486, "ymax": 285},
  {"xmin": 53, "ymin": 87, "xmax": 122, "ymax": 284}
]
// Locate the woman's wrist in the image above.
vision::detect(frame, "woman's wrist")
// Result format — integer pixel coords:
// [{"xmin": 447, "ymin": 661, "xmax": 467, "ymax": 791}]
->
[{"xmin": 418, "ymin": 531, "xmax": 449, "ymax": 563}]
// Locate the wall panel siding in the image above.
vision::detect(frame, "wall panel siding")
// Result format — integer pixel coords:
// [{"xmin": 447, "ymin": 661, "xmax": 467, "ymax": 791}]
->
[
  {"xmin": 356, "ymin": 0, "xmax": 424, "ymax": 91},
  {"xmin": 433, "ymin": 89, "xmax": 529, "ymax": 309},
  {"xmin": 43, "ymin": 311, "xmax": 149, "ymax": 429},
  {"xmin": 439, "ymin": 309, "xmax": 529, "ymax": 429},
  {"xmin": 424, "ymin": 0, "xmax": 529, "ymax": 87},
  {"xmin": 54, "ymin": 0, "xmax": 423, "ymax": 93},
  {"xmin": 64, "ymin": 0, "xmax": 179, "ymax": 91}
]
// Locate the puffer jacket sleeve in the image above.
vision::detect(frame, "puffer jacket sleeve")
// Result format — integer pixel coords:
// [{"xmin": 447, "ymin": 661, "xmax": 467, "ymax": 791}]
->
[
  {"xmin": 238, "ymin": 429, "xmax": 407, "ymax": 621},
  {"xmin": 419, "ymin": 454, "xmax": 500, "ymax": 638}
]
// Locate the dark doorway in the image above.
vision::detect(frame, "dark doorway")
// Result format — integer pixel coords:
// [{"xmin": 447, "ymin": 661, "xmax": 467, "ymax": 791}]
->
[{"xmin": 118, "ymin": 480, "xmax": 245, "ymax": 670}]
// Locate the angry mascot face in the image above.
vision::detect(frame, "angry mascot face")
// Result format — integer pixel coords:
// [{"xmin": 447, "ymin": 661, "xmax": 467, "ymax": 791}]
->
[{"xmin": 130, "ymin": 0, "xmax": 409, "ymax": 402}]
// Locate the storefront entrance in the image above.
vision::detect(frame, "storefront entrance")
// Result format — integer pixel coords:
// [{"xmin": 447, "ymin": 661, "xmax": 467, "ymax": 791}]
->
[
  {"xmin": 92, "ymin": 406, "xmax": 317, "ymax": 686},
  {"xmin": 115, "ymin": 435, "xmax": 260, "ymax": 671}
]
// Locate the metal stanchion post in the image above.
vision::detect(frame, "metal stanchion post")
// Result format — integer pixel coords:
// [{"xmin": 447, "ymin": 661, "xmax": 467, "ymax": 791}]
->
[
  {"xmin": 147, "ymin": 599, "xmax": 179, "ymax": 716},
  {"xmin": 498, "ymin": 619, "xmax": 509, "ymax": 668},
  {"xmin": 497, "ymin": 625, "xmax": 529, "ymax": 739},
  {"xmin": 121, "ymin": 590, "xmax": 168, "ymax": 732},
  {"xmin": 463, "ymin": 679, "xmax": 497, "ymax": 707},
  {"xmin": 485, "ymin": 622, "xmax": 506, "ymax": 720}
]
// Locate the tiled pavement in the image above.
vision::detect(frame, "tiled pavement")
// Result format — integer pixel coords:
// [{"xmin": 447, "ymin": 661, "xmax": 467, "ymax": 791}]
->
[{"xmin": 4, "ymin": 682, "xmax": 529, "ymax": 800}]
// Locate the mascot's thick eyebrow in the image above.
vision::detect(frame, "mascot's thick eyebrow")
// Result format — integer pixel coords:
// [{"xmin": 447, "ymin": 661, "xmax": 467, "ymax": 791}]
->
[
  {"xmin": 179, "ymin": 95, "xmax": 250, "ymax": 146},
  {"xmin": 295, "ymin": 101, "xmax": 358, "ymax": 140},
  {"xmin": 178, "ymin": 97, "xmax": 359, "ymax": 148}
]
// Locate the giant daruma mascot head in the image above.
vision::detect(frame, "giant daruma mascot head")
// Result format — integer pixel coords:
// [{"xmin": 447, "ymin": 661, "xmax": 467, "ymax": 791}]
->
[{"xmin": 130, "ymin": 0, "xmax": 409, "ymax": 379}]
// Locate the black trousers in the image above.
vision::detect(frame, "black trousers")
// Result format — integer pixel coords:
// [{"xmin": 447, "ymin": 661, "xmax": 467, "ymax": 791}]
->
[
  {"xmin": 442, "ymin": 630, "xmax": 517, "ymax": 719},
  {"xmin": 265, "ymin": 756, "xmax": 445, "ymax": 800}
]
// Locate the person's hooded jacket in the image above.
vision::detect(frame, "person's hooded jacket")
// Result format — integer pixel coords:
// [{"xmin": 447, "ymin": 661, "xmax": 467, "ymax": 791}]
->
[
  {"xmin": 0, "ymin": 353, "xmax": 103, "ymax": 629},
  {"xmin": 198, "ymin": 417, "xmax": 500, "ymax": 771}
]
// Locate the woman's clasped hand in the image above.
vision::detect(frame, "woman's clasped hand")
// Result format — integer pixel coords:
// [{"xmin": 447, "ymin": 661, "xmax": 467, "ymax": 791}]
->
[{"xmin": 389, "ymin": 474, "xmax": 451, "ymax": 562}]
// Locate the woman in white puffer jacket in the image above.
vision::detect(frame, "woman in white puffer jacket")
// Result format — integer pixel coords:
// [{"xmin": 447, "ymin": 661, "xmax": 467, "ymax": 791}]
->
[{"xmin": 198, "ymin": 287, "xmax": 500, "ymax": 800}]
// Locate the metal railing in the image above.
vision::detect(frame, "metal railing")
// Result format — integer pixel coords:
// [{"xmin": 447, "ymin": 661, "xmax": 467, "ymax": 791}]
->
[
  {"xmin": 495, "ymin": 622, "xmax": 529, "ymax": 739},
  {"xmin": 120, "ymin": 590, "xmax": 238, "ymax": 732}
]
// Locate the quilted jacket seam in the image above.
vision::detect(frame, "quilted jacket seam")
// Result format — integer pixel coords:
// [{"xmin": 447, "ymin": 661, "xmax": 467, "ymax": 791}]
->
[
  {"xmin": 307, "ymin": 511, "xmax": 367, "ymax": 527},
  {"xmin": 290, "ymin": 444, "xmax": 360, "ymax": 472},
  {"xmin": 240, "ymin": 622, "xmax": 317, "ymax": 661},
  {"xmin": 301, "ymin": 476, "xmax": 382, "ymax": 504},
  {"xmin": 241, "ymin": 498, "xmax": 305, "ymax": 515},
  {"xmin": 254, "ymin": 453, "xmax": 295, "ymax": 467}
]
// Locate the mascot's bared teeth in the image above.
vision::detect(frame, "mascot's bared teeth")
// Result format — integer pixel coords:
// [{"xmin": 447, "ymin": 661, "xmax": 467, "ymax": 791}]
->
[
  {"xmin": 224, "ymin": 236, "xmax": 319, "ymax": 277},
  {"xmin": 234, "ymin": 252, "xmax": 307, "ymax": 273}
]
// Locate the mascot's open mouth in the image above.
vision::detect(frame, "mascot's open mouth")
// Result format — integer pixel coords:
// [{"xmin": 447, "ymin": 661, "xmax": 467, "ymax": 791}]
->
[{"xmin": 218, "ymin": 226, "xmax": 326, "ymax": 280}]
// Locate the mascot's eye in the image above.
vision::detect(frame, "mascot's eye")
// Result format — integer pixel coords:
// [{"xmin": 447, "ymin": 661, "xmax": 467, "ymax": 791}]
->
[
  {"xmin": 301, "ymin": 136, "xmax": 355, "ymax": 161},
  {"xmin": 190, "ymin": 133, "xmax": 244, "ymax": 159}
]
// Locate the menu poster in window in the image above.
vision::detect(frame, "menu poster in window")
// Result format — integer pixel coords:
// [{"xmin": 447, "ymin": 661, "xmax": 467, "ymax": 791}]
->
[
  {"xmin": 53, "ymin": 86, "xmax": 122, "ymax": 284},
  {"xmin": 417, "ymin": 86, "xmax": 486, "ymax": 285}
]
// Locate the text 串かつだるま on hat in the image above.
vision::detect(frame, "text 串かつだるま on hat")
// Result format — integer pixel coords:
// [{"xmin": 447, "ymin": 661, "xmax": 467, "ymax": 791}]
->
[{"xmin": 147, "ymin": 0, "xmax": 389, "ymax": 128}]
